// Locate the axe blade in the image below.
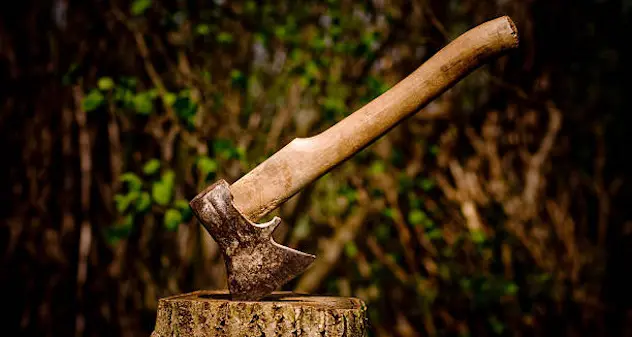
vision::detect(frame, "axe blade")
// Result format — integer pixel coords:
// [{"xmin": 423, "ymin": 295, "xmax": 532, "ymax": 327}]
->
[{"xmin": 190, "ymin": 180, "xmax": 315, "ymax": 301}]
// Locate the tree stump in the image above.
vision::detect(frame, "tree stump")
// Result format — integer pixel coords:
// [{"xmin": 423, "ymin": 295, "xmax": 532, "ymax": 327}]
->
[{"xmin": 150, "ymin": 290, "xmax": 368, "ymax": 337}]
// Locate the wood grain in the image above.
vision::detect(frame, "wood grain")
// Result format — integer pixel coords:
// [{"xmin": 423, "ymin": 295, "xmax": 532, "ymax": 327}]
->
[
  {"xmin": 229, "ymin": 16, "xmax": 519, "ymax": 221},
  {"xmin": 150, "ymin": 290, "xmax": 367, "ymax": 337}
]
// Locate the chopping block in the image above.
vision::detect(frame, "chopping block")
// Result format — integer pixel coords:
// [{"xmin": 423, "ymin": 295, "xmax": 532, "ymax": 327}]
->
[{"xmin": 150, "ymin": 291, "xmax": 368, "ymax": 337}]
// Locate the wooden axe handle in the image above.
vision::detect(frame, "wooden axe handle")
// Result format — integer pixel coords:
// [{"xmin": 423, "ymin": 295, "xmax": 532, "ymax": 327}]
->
[{"xmin": 229, "ymin": 16, "xmax": 519, "ymax": 221}]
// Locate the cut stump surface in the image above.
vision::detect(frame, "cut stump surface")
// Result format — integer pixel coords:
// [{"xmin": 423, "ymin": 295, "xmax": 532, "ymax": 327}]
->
[{"xmin": 151, "ymin": 290, "xmax": 368, "ymax": 337}]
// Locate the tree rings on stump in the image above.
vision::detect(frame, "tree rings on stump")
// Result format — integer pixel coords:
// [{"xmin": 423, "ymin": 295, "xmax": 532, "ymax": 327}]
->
[{"xmin": 150, "ymin": 290, "xmax": 368, "ymax": 337}]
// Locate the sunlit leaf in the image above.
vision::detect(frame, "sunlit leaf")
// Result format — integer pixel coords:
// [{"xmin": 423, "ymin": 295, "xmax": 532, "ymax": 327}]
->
[
  {"xmin": 133, "ymin": 92, "xmax": 153, "ymax": 115},
  {"xmin": 131, "ymin": 0, "xmax": 151, "ymax": 16},
  {"xmin": 196, "ymin": 24, "xmax": 210, "ymax": 36},
  {"xmin": 408, "ymin": 209, "xmax": 426, "ymax": 226},
  {"xmin": 120, "ymin": 172, "xmax": 143, "ymax": 191},
  {"xmin": 163, "ymin": 92, "xmax": 177, "ymax": 106},
  {"xmin": 217, "ymin": 32, "xmax": 234, "ymax": 44},
  {"xmin": 147, "ymin": 88, "xmax": 159, "ymax": 99},
  {"xmin": 82, "ymin": 89, "xmax": 104, "ymax": 112},
  {"xmin": 344, "ymin": 241, "xmax": 358, "ymax": 258},
  {"xmin": 114, "ymin": 191, "xmax": 139, "ymax": 213},
  {"xmin": 369, "ymin": 161, "xmax": 385, "ymax": 175},
  {"xmin": 164, "ymin": 208, "xmax": 182, "ymax": 231},
  {"xmin": 152, "ymin": 182, "xmax": 171, "ymax": 206},
  {"xmin": 114, "ymin": 194, "xmax": 129, "ymax": 213},
  {"xmin": 97, "ymin": 77, "xmax": 115, "ymax": 91},
  {"xmin": 274, "ymin": 26, "xmax": 287, "ymax": 39},
  {"xmin": 142, "ymin": 159, "xmax": 161, "ymax": 175},
  {"xmin": 136, "ymin": 192, "xmax": 151, "ymax": 212},
  {"xmin": 162, "ymin": 170, "xmax": 175, "ymax": 185},
  {"xmin": 197, "ymin": 156, "xmax": 218, "ymax": 179}
]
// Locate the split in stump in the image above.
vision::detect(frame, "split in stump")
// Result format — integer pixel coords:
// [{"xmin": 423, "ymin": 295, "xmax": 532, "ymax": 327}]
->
[{"xmin": 151, "ymin": 290, "xmax": 368, "ymax": 337}]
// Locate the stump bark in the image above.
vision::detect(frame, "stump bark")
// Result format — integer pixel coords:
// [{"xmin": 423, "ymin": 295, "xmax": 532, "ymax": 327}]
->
[{"xmin": 150, "ymin": 290, "xmax": 368, "ymax": 337}]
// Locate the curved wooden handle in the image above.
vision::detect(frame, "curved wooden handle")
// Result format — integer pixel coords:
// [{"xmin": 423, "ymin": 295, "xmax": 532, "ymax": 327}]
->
[{"xmin": 229, "ymin": 16, "xmax": 519, "ymax": 221}]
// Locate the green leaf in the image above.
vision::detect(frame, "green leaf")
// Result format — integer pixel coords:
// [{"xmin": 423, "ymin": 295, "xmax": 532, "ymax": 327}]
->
[
  {"xmin": 173, "ymin": 95, "xmax": 197, "ymax": 122},
  {"xmin": 152, "ymin": 182, "xmax": 172, "ymax": 206},
  {"xmin": 196, "ymin": 24, "xmax": 211, "ymax": 36},
  {"xmin": 197, "ymin": 156, "xmax": 218, "ymax": 178},
  {"xmin": 323, "ymin": 97, "xmax": 345, "ymax": 116},
  {"xmin": 133, "ymin": 92, "xmax": 153, "ymax": 115},
  {"xmin": 217, "ymin": 32, "xmax": 234, "ymax": 44},
  {"xmin": 305, "ymin": 61, "xmax": 320, "ymax": 79},
  {"xmin": 162, "ymin": 170, "xmax": 175, "ymax": 185},
  {"xmin": 164, "ymin": 208, "xmax": 182, "ymax": 231},
  {"xmin": 136, "ymin": 192, "xmax": 151, "ymax": 212},
  {"xmin": 344, "ymin": 241, "xmax": 358, "ymax": 258},
  {"xmin": 408, "ymin": 209, "xmax": 426, "ymax": 226},
  {"xmin": 147, "ymin": 88, "xmax": 159, "ymax": 99},
  {"xmin": 339, "ymin": 186, "xmax": 358, "ymax": 203},
  {"xmin": 106, "ymin": 214, "xmax": 134, "ymax": 244},
  {"xmin": 274, "ymin": 26, "xmax": 287, "ymax": 39},
  {"xmin": 120, "ymin": 172, "xmax": 143, "ymax": 191},
  {"xmin": 97, "ymin": 77, "xmax": 115, "ymax": 91},
  {"xmin": 419, "ymin": 178, "xmax": 435, "ymax": 191},
  {"xmin": 369, "ymin": 161, "xmax": 385, "ymax": 175},
  {"xmin": 471, "ymin": 229, "xmax": 486, "ymax": 244},
  {"xmin": 244, "ymin": 0, "xmax": 257, "ymax": 13},
  {"xmin": 427, "ymin": 228, "xmax": 443, "ymax": 240},
  {"xmin": 505, "ymin": 282, "xmax": 519, "ymax": 295},
  {"xmin": 163, "ymin": 92, "xmax": 177, "ymax": 106},
  {"xmin": 82, "ymin": 89, "xmax": 104, "ymax": 112},
  {"xmin": 151, "ymin": 170, "xmax": 175, "ymax": 206},
  {"xmin": 174, "ymin": 199, "xmax": 192, "ymax": 221},
  {"xmin": 236, "ymin": 146, "xmax": 246, "ymax": 161},
  {"xmin": 142, "ymin": 159, "xmax": 161, "ymax": 175},
  {"xmin": 114, "ymin": 194, "xmax": 129, "ymax": 213},
  {"xmin": 230, "ymin": 70, "xmax": 245, "ymax": 88},
  {"xmin": 382, "ymin": 207, "xmax": 395, "ymax": 219},
  {"xmin": 429, "ymin": 145, "xmax": 440, "ymax": 156},
  {"xmin": 131, "ymin": 0, "xmax": 152, "ymax": 15},
  {"xmin": 115, "ymin": 191, "xmax": 139, "ymax": 213}
]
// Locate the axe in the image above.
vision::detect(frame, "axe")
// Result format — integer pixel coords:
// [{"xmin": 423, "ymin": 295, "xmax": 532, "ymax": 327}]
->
[{"xmin": 190, "ymin": 16, "xmax": 519, "ymax": 301}]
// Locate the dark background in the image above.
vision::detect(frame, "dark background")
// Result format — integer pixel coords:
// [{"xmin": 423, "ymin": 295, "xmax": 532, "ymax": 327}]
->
[{"xmin": 2, "ymin": 0, "xmax": 632, "ymax": 336}]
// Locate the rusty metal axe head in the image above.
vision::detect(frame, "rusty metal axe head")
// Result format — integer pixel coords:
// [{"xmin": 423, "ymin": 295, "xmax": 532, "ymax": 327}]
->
[
  {"xmin": 189, "ymin": 16, "xmax": 519, "ymax": 301},
  {"xmin": 189, "ymin": 179, "xmax": 315, "ymax": 301}
]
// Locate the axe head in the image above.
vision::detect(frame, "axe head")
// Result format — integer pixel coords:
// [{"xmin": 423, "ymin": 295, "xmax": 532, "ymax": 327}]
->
[{"xmin": 189, "ymin": 179, "xmax": 315, "ymax": 301}]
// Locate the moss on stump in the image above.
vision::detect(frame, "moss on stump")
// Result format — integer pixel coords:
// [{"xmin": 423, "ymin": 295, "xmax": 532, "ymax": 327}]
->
[{"xmin": 150, "ymin": 290, "xmax": 368, "ymax": 337}]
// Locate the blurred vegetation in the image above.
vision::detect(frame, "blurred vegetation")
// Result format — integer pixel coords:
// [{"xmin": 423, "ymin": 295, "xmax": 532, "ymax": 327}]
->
[{"xmin": 2, "ymin": 0, "xmax": 632, "ymax": 336}]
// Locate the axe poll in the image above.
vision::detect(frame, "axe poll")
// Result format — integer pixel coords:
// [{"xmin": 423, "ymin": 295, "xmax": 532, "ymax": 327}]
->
[{"xmin": 190, "ymin": 16, "xmax": 519, "ymax": 300}]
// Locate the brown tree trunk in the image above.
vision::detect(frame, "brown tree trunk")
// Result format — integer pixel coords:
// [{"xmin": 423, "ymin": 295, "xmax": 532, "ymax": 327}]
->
[{"xmin": 150, "ymin": 290, "xmax": 368, "ymax": 337}]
